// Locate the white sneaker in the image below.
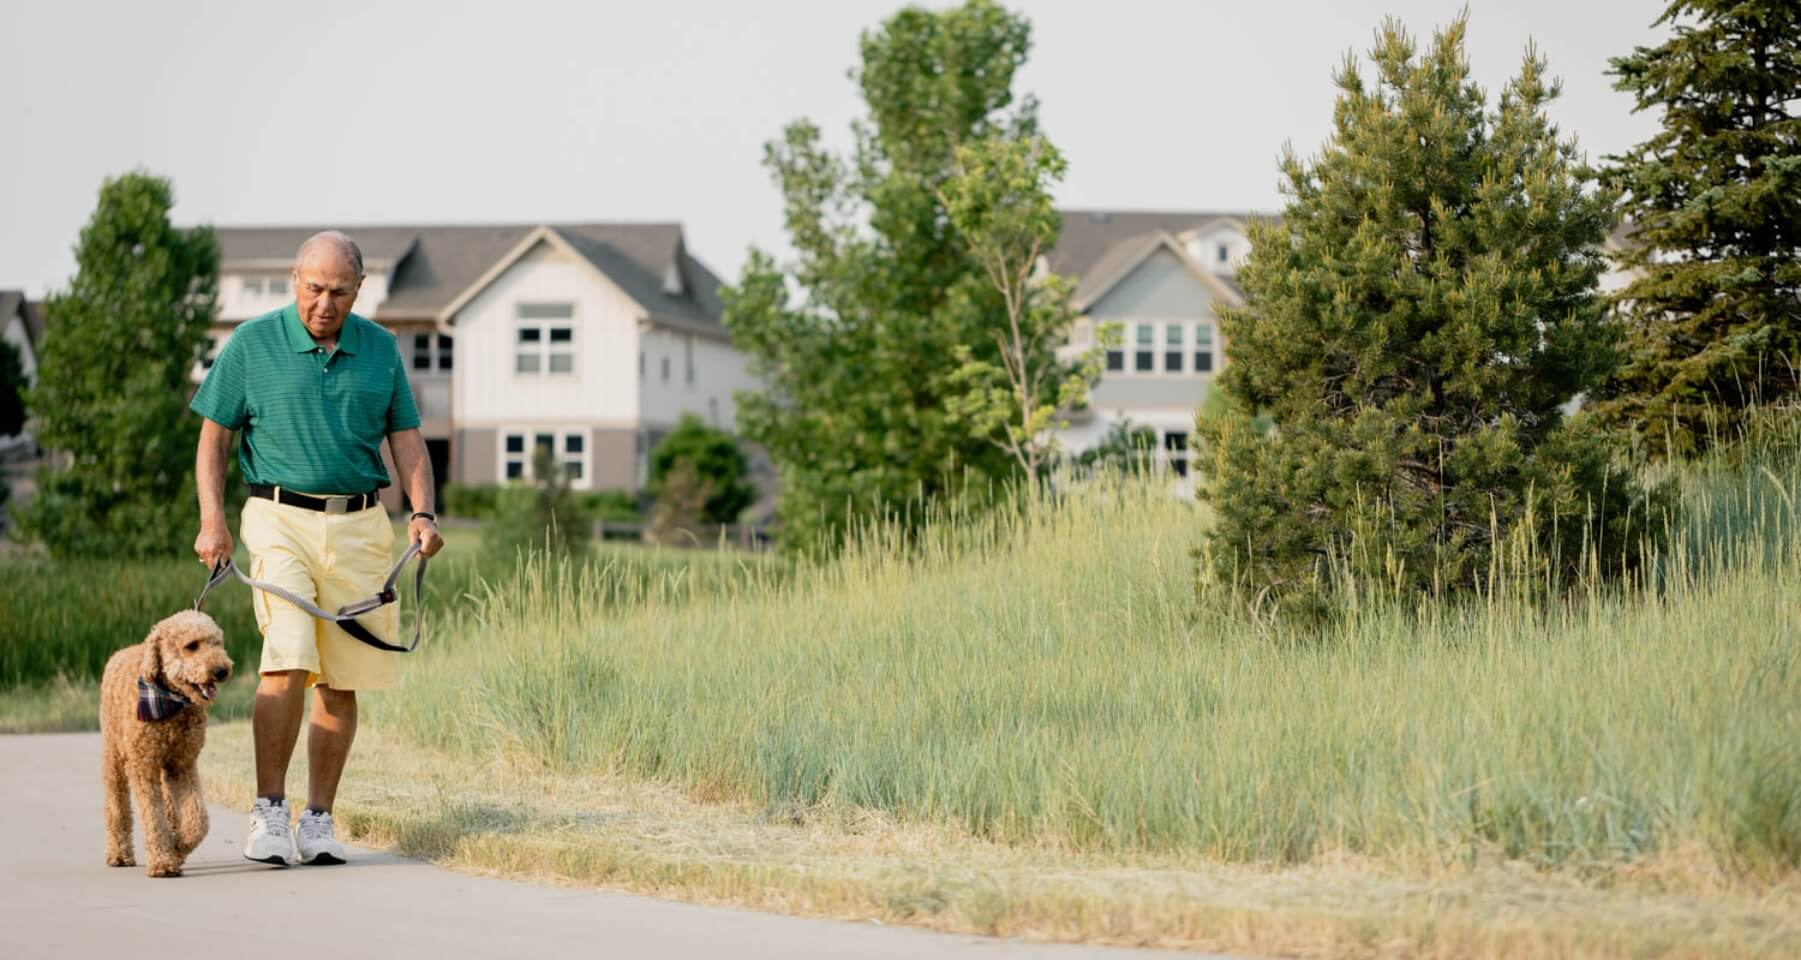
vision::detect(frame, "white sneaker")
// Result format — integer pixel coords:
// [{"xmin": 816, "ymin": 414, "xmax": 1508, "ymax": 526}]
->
[
  {"xmin": 296, "ymin": 809, "xmax": 347, "ymax": 865},
  {"xmin": 243, "ymin": 797, "xmax": 294, "ymax": 866}
]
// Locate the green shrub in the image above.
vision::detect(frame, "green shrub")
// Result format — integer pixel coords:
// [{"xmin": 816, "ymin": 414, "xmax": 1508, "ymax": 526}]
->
[{"xmin": 648, "ymin": 414, "xmax": 754, "ymax": 525}]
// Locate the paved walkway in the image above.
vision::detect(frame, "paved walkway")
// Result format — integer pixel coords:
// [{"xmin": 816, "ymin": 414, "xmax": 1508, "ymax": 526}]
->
[{"xmin": 1, "ymin": 734, "xmax": 1219, "ymax": 959}]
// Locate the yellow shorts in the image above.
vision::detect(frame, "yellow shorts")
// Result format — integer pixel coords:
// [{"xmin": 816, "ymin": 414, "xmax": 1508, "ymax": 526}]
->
[{"xmin": 239, "ymin": 495, "xmax": 401, "ymax": 691}]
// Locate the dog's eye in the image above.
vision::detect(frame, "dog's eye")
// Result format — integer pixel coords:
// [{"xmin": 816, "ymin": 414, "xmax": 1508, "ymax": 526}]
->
[{"xmin": 185, "ymin": 641, "xmax": 200, "ymax": 652}]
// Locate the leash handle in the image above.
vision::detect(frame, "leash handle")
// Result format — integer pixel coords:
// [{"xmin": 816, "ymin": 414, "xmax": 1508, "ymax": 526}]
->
[{"xmin": 196, "ymin": 558, "xmax": 234, "ymax": 611}]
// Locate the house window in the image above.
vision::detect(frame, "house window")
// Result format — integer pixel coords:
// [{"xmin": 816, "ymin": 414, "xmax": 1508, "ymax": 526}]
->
[
  {"xmin": 1194, "ymin": 323, "xmax": 1215, "ymax": 373},
  {"xmin": 684, "ymin": 336, "xmax": 695, "ymax": 385},
  {"xmin": 1164, "ymin": 431, "xmax": 1189, "ymax": 477},
  {"xmin": 504, "ymin": 434, "xmax": 526, "ymax": 480},
  {"xmin": 502, "ymin": 429, "xmax": 589, "ymax": 487},
  {"xmin": 269, "ymin": 274, "xmax": 290, "ymax": 296},
  {"xmin": 661, "ymin": 355, "xmax": 670, "ymax": 383},
  {"xmin": 436, "ymin": 334, "xmax": 453, "ymax": 371},
  {"xmin": 1106, "ymin": 349, "xmax": 1125, "ymax": 372},
  {"xmin": 415, "ymin": 332, "xmax": 455, "ymax": 371},
  {"xmin": 200, "ymin": 336, "xmax": 220, "ymax": 370},
  {"xmin": 708, "ymin": 397, "xmax": 719, "ymax": 424},
  {"xmin": 413, "ymin": 333, "xmax": 433, "ymax": 371},
  {"xmin": 241, "ymin": 277, "xmax": 262, "ymax": 295},
  {"xmin": 1134, "ymin": 323, "xmax": 1154, "ymax": 372},
  {"xmin": 1217, "ymin": 243, "xmax": 1229, "ymax": 264},
  {"xmin": 516, "ymin": 303, "xmax": 574, "ymax": 375},
  {"xmin": 639, "ymin": 351, "xmax": 645, "ymax": 377},
  {"xmin": 1164, "ymin": 323, "xmax": 1184, "ymax": 374}
]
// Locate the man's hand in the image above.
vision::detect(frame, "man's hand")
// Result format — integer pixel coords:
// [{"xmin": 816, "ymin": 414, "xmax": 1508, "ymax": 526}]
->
[
  {"xmin": 409, "ymin": 516, "xmax": 444, "ymax": 558},
  {"xmin": 195, "ymin": 521, "xmax": 234, "ymax": 570}
]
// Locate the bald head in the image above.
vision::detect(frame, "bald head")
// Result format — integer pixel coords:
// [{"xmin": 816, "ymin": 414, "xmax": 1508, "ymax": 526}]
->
[
  {"xmin": 295, "ymin": 230, "xmax": 364, "ymax": 280},
  {"xmin": 290, "ymin": 231, "xmax": 366, "ymax": 345}
]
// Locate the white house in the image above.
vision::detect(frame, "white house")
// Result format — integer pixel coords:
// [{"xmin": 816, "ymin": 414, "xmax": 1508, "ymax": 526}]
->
[
  {"xmin": 1048, "ymin": 209, "xmax": 1270, "ymax": 480},
  {"xmin": 206, "ymin": 222, "xmax": 755, "ymax": 510}
]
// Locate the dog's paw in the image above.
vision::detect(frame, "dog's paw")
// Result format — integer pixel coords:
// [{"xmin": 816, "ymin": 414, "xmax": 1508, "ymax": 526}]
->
[
  {"xmin": 146, "ymin": 861, "xmax": 183, "ymax": 878},
  {"xmin": 105, "ymin": 852, "xmax": 136, "ymax": 868}
]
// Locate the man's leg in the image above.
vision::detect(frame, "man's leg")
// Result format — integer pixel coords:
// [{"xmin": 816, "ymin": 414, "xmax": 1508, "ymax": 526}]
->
[
  {"xmin": 306, "ymin": 685, "xmax": 357, "ymax": 812},
  {"xmin": 253, "ymin": 670, "xmax": 309, "ymax": 798}
]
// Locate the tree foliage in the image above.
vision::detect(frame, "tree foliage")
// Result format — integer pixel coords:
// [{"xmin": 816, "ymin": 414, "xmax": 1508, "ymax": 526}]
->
[
  {"xmin": 19, "ymin": 171, "xmax": 219, "ymax": 558},
  {"xmin": 940, "ymin": 136, "xmax": 1104, "ymax": 480},
  {"xmin": 648, "ymin": 413, "xmax": 756, "ymax": 525},
  {"xmin": 1196, "ymin": 18, "xmax": 1664, "ymax": 618},
  {"xmin": 722, "ymin": 0, "xmax": 1041, "ymax": 551},
  {"xmin": 1590, "ymin": 0, "xmax": 1801, "ymax": 457}
]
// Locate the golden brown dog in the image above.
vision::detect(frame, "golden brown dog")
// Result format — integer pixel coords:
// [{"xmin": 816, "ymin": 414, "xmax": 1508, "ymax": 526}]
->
[{"xmin": 99, "ymin": 609, "xmax": 233, "ymax": 877}]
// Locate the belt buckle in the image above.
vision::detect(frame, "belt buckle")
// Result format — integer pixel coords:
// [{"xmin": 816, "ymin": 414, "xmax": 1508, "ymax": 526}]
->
[{"xmin": 324, "ymin": 496, "xmax": 351, "ymax": 515}]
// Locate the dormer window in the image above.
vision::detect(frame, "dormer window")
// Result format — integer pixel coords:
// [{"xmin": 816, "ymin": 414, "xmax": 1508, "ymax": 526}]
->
[
  {"xmin": 663, "ymin": 260, "xmax": 686, "ymax": 296},
  {"xmin": 1217, "ymin": 243, "xmax": 1229, "ymax": 264}
]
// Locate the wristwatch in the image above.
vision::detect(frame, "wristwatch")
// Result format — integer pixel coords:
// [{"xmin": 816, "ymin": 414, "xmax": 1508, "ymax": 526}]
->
[{"xmin": 410, "ymin": 511, "xmax": 437, "ymax": 523}]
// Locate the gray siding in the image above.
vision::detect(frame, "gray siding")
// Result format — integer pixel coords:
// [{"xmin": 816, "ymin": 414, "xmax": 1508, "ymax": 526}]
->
[
  {"xmin": 457, "ymin": 428, "xmax": 497, "ymax": 485},
  {"xmin": 1087, "ymin": 249, "xmax": 1215, "ymax": 319},
  {"xmin": 591, "ymin": 428, "xmax": 638, "ymax": 491}
]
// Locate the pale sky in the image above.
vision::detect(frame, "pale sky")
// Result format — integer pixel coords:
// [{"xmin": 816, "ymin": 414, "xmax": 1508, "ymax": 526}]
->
[{"xmin": 1, "ymin": 0, "xmax": 1669, "ymax": 297}]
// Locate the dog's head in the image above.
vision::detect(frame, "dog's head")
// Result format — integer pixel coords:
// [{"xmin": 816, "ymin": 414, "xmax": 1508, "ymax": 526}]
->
[{"xmin": 140, "ymin": 610, "xmax": 233, "ymax": 707}]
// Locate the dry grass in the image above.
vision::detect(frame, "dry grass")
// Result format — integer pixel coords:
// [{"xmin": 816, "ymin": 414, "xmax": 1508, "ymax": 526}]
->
[{"xmin": 202, "ymin": 722, "xmax": 1801, "ymax": 959}]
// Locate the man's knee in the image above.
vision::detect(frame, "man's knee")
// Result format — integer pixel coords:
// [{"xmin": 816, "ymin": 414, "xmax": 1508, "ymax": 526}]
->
[{"xmin": 258, "ymin": 669, "xmax": 308, "ymax": 689}]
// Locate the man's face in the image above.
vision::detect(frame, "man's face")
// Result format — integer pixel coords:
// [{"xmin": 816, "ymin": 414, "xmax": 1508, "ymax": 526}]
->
[{"xmin": 290, "ymin": 251, "xmax": 363, "ymax": 342}]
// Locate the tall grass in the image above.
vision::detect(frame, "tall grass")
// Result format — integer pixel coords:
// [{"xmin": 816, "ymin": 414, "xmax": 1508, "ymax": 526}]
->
[
  {"xmin": 377, "ymin": 432, "xmax": 1801, "ymax": 878},
  {"xmin": 0, "ymin": 523, "xmax": 780, "ymax": 689}
]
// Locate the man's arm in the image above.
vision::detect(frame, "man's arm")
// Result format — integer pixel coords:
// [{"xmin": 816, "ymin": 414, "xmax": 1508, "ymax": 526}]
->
[
  {"xmin": 388, "ymin": 428, "xmax": 444, "ymax": 557},
  {"xmin": 194, "ymin": 418, "xmax": 235, "ymax": 567}
]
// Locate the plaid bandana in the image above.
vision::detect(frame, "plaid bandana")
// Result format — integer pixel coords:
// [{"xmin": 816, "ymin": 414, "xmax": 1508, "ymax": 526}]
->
[{"xmin": 137, "ymin": 677, "xmax": 190, "ymax": 722}]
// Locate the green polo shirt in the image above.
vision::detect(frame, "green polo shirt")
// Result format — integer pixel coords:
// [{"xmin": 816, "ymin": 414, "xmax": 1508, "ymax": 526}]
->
[{"xmin": 190, "ymin": 303, "xmax": 420, "ymax": 494}]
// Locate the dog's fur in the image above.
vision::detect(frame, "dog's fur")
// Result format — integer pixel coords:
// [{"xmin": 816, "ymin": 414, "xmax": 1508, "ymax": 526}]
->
[{"xmin": 99, "ymin": 609, "xmax": 233, "ymax": 877}]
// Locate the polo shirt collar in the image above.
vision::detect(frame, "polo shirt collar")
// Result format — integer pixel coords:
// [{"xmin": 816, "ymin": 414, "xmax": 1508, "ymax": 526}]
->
[{"xmin": 280, "ymin": 302, "xmax": 361, "ymax": 355}]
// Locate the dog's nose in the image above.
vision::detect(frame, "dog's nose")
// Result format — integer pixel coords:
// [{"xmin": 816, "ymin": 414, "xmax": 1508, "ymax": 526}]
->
[{"xmin": 213, "ymin": 666, "xmax": 231, "ymax": 682}]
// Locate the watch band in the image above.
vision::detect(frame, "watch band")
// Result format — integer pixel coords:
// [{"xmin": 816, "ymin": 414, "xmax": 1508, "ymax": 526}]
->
[{"xmin": 410, "ymin": 511, "xmax": 437, "ymax": 522}]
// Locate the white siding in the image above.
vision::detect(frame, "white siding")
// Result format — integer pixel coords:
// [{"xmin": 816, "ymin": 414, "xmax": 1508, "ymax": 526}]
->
[
  {"xmin": 637, "ymin": 327, "xmax": 757, "ymax": 430},
  {"xmin": 3, "ymin": 315, "xmax": 36, "ymax": 384},
  {"xmin": 450, "ymin": 239, "xmax": 642, "ymax": 430}
]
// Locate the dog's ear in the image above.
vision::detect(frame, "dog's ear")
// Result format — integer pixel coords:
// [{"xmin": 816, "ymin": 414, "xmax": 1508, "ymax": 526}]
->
[{"xmin": 139, "ymin": 624, "xmax": 165, "ymax": 683}]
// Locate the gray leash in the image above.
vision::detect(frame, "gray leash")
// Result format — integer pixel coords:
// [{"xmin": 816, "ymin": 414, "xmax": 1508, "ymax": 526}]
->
[{"xmin": 196, "ymin": 541, "xmax": 429, "ymax": 653}]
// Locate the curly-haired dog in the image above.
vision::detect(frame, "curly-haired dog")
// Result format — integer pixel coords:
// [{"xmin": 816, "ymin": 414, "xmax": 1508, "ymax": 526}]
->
[{"xmin": 99, "ymin": 609, "xmax": 233, "ymax": 877}]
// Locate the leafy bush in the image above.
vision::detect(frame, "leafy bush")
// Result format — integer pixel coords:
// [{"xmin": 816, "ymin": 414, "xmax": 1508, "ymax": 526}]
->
[
  {"xmin": 648, "ymin": 414, "xmax": 754, "ymax": 525},
  {"xmin": 482, "ymin": 448, "xmax": 593, "ymax": 559}
]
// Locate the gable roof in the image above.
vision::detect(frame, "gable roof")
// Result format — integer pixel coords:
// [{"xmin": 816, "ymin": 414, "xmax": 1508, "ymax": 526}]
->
[
  {"xmin": 1051, "ymin": 209, "xmax": 1277, "ymax": 304},
  {"xmin": 207, "ymin": 222, "xmax": 725, "ymax": 333},
  {"xmin": 1073, "ymin": 232, "xmax": 1246, "ymax": 314}
]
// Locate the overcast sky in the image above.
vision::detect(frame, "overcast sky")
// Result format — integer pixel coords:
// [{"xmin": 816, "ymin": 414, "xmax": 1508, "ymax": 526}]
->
[{"xmin": 1, "ymin": 0, "xmax": 1669, "ymax": 297}]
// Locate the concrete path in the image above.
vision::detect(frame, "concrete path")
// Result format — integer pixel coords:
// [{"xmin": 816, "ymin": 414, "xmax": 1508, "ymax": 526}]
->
[{"xmin": 1, "ymin": 734, "xmax": 1218, "ymax": 959}]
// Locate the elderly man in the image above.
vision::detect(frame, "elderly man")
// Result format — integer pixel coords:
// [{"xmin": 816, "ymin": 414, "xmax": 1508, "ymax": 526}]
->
[{"xmin": 191, "ymin": 230, "xmax": 444, "ymax": 866}]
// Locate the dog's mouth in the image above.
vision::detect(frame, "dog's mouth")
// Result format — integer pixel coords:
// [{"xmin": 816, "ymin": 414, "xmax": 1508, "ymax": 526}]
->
[{"xmin": 195, "ymin": 682, "xmax": 218, "ymax": 702}]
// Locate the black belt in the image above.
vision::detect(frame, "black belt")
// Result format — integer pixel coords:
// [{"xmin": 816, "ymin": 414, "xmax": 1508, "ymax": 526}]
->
[{"xmin": 249, "ymin": 484, "xmax": 381, "ymax": 514}]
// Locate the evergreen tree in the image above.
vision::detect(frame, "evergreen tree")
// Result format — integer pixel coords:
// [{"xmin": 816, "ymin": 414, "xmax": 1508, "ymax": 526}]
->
[
  {"xmin": 1196, "ymin": 18, "xmax": 1661, "ymax": 618},
  {"xmin": 722, "ymin": 0, "xmax": 1037, "ymax": 551},
  {"xmin": 19, "ymin": 172, "xmax": 219, "ymax": 558},
  {"xmin": 1590, "ymin": 0, "xmax": 1801, "ymax": 457}
]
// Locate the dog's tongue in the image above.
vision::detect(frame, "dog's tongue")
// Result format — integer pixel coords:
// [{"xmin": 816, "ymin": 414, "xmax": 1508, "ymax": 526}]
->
[{"xmin": 198, "ymin": 683, "xmax": 217, "ymax": 701}]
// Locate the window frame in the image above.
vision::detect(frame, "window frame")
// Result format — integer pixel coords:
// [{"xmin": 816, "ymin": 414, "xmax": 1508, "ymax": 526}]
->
[
  {"xmin": 500, "ymin": 427, "xmax": 591, "ymax": 489},
  {"xmin": 513, "ymin": 303, "xmax": 576, "ymax": 377}
]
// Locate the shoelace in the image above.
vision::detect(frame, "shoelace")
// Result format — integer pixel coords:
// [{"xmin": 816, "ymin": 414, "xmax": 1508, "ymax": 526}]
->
[
  {"xmin": 253, "ymin": 802, "xmax": 291, "ymax": 838},
  {"xmin": 298, "ymin": 812, "xmax": 334, "ymax": 841}
]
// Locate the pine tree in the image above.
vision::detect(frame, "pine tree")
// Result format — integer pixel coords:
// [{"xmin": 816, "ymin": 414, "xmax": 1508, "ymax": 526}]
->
[
  {"xmin": 1196, "ymin": 17, "xmax": 1661, "ymax": 618},
  {"xmin": 722, "ymin": 0, "xmax": 1039, "ymax": 551},
  {"xmin": 18, "ymin": 172, "xmax": 219, "ymax": 558},
  {"xmin": 1590, "ymin": 0, "xmax": 1801, "ymax": 457}
]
